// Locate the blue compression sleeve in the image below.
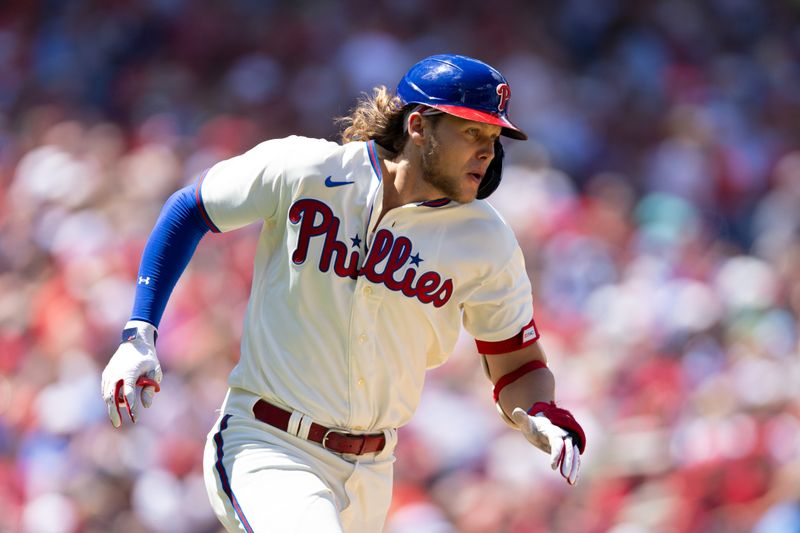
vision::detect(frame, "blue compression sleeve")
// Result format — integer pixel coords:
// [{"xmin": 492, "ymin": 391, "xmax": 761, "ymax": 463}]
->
[{"xmin": 130, "ymin": 184, "xmax": 216, "ymax": 327}]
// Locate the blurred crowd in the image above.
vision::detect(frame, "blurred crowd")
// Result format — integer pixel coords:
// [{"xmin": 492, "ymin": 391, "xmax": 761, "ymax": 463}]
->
[{"xmin": 1, "ymin": 0, "xmax": 800, "ymax": 532}]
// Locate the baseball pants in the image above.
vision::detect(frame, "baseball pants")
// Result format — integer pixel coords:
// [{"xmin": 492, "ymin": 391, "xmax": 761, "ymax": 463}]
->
[{"xmin": 203, "ymin": 388, "xmax": 398, "ymax": 532}]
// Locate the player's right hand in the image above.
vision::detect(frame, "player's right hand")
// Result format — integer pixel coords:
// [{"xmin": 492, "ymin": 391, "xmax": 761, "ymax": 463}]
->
[{"xmin": 101, "ymin": 320, "xmax": 163, "ymax": 427}]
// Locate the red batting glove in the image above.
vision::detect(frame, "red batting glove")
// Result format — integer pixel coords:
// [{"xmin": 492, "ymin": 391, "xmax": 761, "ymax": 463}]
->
[
  {"xmin": 511, "ymin": 401, "xmax": 586, "ymax": 485},
  {"xmin": 528, "ymin": 402, "xmax": 586, "ymax": 454},
  {"xmin": 101, "ymin": 320, "xmax": 163, "ymax": 427}
]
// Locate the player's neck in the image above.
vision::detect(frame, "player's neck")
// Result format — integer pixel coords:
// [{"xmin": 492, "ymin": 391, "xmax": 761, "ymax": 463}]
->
[{"xmin": 379, "ymin": 149, "xmax": 444, "ymax": 210}]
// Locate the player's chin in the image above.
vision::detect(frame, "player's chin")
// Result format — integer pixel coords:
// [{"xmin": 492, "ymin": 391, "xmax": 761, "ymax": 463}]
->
[
  {"xmin": 442, "ymin": 175, "xmax": 479, "ymax": 203},
  {"xmin": 456, "ymin": 191, "xmax": 479, "ymax": 204},
  {"xmin": 458, "ymin": 174, "xmax": 481, "ymax": 203}
]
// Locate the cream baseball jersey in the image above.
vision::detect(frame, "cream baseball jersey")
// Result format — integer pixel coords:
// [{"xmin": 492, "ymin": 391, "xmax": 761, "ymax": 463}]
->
[{"xmin": 198, "ymin": 135, "xmax": 538, "ymax": 431}]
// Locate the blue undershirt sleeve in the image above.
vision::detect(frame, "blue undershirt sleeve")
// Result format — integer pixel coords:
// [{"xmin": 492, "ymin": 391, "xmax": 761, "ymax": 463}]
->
[{"xmin": 130, "ymin": 184, "xmax": 215, "ymax": 327}]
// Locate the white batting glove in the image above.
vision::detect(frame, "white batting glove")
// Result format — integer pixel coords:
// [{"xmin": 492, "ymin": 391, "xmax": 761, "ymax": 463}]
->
[
  {"xmin": 511, "ymin": 404, "xmax": 584, "ymax": 486},
  {"xmin": 101, "ymin": 320, "xmax": 162, "ymax": 427}
]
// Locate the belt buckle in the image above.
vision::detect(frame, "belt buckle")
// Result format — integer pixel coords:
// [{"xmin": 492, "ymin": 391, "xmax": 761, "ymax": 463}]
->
[
  {"xmin": 322, "ymin": 428, "xmax": 364, "ymax": 454},
  {"xmin": 322, "ymin": 428, "xmax": 339, "ymax": 452}
]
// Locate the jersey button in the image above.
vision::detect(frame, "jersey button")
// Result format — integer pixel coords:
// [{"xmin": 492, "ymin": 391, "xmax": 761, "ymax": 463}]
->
[
  {"xmin": 363, "ymin": 286, "xmax": 373, "ymax": 296},
  {"xmin": 357, "ymin": 378, "xmax": 365, "ymax": 386},
  {"xmin": 358, "ymin": 334, "xmax": 368, "ymax": 344}
]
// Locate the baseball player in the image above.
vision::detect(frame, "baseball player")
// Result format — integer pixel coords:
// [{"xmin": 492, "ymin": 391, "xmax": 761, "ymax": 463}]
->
[{"xmin": 101, "ymin": 54, "xmax": 586, "ymax": 532}]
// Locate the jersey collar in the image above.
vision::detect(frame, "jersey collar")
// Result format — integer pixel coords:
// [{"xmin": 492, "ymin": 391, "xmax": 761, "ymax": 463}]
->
[
  {"xmin": 417, "ymin": 198, "xmax": 451, "ymax": 208},
  {"xmin": 366, "ymin": 140, "xmax": 383, "ymax": 182}
]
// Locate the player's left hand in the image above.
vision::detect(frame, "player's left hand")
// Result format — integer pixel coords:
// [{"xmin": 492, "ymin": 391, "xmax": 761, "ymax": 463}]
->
[{"xmin": 511, "ymin": 402, "xmax": 585, "ymax": 486}]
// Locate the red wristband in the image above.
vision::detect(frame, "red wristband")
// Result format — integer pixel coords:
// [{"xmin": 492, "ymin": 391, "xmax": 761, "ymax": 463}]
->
[{"xmin": 492, "ymin": 360, "xmax": 547, "ymax": 403}]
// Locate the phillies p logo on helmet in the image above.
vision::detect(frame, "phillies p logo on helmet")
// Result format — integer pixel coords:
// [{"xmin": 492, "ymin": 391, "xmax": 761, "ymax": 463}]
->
[{"xmin": 496, "ymin": 83, "xmax": 511, "ymax": 112}]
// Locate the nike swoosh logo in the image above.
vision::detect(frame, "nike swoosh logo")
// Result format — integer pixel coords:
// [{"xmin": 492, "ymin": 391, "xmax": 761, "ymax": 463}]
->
[{"xmin": 325, "ymin": 176, "xmax": 355, "ymax": 187}]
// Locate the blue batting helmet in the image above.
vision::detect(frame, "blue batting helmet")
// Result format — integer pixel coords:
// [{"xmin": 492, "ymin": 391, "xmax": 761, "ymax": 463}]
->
[{"xmin": 397, "ymin": 54, "xmax": 527, "ymax": 141}]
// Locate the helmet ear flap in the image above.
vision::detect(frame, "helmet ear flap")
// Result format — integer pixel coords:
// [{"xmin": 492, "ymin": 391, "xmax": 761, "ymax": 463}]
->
[{"xmin": 477, "ymin": 139, "xmax": 504, "ymax": 200}]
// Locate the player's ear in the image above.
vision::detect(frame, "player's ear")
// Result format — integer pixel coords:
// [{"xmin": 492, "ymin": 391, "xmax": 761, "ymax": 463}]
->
[{"xmin": 407, "ymin": 111, "xmax": 427, "ymax": 147}]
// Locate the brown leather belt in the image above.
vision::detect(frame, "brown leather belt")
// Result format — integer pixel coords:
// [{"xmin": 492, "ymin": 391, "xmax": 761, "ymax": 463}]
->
[{"xmin": 252, "ymin": 399, "xmax": 386, "ymax": 455}]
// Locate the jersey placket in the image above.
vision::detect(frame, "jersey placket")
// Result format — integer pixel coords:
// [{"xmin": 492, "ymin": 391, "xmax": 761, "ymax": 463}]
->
[
  {"xmin": 345, "ymin": 274, "xmax": 383, "ymax": 430},
  {"xmin": 345, "ymin": 177, "xmax": 386, "ymax": 430},
  {"xmin": 345, "ymin": 202, "xmax": 422, "ymax": 430}
]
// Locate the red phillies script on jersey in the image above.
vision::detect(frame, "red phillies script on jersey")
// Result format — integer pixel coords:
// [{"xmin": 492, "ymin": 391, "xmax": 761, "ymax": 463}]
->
[{"xmin": 289, "ymin": 198, "xmax": 453, "ymax": 307}]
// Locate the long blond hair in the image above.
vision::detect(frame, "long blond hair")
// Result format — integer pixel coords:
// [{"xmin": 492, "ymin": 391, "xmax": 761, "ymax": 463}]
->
[{"xmin": 337, "ymin": 86, "xmax": 409, "ymax": 153}]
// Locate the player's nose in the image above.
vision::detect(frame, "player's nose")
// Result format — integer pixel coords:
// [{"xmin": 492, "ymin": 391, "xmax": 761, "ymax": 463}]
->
[{"xmin": 476, "ymin": 140, "xmax": 494, "ymax": 161}]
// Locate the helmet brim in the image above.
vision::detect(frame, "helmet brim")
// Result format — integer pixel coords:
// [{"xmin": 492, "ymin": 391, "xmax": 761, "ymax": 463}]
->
[{"xmin": 431, "ymin": 104, "xmax": 528, "ymax": 141}]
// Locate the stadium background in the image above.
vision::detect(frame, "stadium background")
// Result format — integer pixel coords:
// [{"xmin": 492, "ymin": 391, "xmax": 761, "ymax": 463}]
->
[{"xmin": 1, "ymin": 0, "xmax": 799, "ymax": 531}]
